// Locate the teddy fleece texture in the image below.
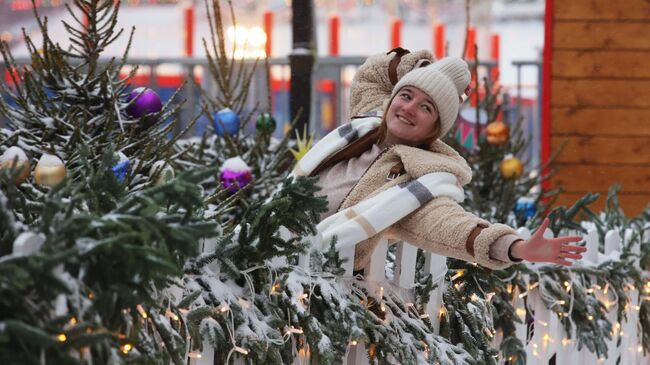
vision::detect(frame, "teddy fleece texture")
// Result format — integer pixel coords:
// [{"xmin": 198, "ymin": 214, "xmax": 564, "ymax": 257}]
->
[
  {"xmin": 338, "ymin": 139, "xmax": 518, "ymax": 270},
  {"xmin": 349, "ymin": 49, "xmax": 434, "ymax": 117}
]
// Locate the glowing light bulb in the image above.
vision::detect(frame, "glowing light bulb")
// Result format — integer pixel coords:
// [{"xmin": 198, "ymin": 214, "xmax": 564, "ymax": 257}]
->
[
  {"xmin": 234, "ymin": 346, "xmax": 249, "ymax": 355},
  {"xmin": 451, "ymin": 270, "xmax": 465, "ymax": 281},
  {"xmin": 136, "ymin": 304, "xmax": 148, "ymax": 319},
  {"xmin": 248, "ymin": 27, "xmax": 267, "ymax": 47}
]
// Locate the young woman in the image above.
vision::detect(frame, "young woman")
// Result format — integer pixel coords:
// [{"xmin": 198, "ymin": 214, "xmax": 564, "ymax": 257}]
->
[{"xmin": 293, "ymin": 57, "xmax": 585, "ymax": 271}]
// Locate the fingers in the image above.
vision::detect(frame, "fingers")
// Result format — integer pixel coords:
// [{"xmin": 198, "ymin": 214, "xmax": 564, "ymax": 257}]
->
[
  {"xmin": 559, "ymin": 252, "xmax": 583, "ymax": 260},
  {"xmin": 535, "ymin": 218, "xmax": 550, "ymax": 235},
  {"xmin": 541, "ymin": 217, "xmax": 550, "ymax": 229},
  {"xmin": 555, "ymin": 236, "xmax": 583, "ymax": 244},
  {"xmin": 555, "ymin": 259, "xmax": 573, "ymax": 266},
  {"xmin": 560, "ymin": 244, "xmax": 587, "ymax": 253}
]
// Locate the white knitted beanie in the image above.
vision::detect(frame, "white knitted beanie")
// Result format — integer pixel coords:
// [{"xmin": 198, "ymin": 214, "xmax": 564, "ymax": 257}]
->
[
  {"xmin": 350, "ymin": 49, "xmax": 434, "ymax": 117},
  {"xmin": 390, "ymin": 57, "xmax": 471, "ymax": 138}
]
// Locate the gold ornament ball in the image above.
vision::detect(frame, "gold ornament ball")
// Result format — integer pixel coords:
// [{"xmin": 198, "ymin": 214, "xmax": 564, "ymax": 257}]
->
[
  {"xmin": 500, "ymin": 157, "xmax": 524, "ymax": 180},
  {"xmin": 486, "ymin": 121, "xmax": 510, "ymax": 145},
  {"xmin": 34, "ymin": 154, "xmax": 66, "ymax": 187},
  {"xmin": 0, "ymin": 146, "xmax": 31, "ymax": 185}
]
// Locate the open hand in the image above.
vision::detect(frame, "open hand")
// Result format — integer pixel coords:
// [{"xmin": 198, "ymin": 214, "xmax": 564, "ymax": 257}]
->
[{"xmin": 510, "ymin": 218, "xmax": 586, "ymax": 266}]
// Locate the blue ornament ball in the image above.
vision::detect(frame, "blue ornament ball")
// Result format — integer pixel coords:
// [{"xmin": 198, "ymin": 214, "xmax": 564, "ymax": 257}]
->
[
  {"xmin": 112, "ymin": 152, "xmax": 130, "ymax": 183},
  {"xmin": 213, "ymin": 108, "xmax": 241, "ymax": 137},
  {"xmin": 514, "ymin": 197, "xmax": 537, "ymax": 220}
]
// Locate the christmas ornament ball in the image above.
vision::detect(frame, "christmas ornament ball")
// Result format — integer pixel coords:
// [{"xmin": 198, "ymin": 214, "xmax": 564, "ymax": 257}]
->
[
  {"xmin": 34, "ymin": 153, "xmax": 66, "ymax": 187},
  {"xmin": 514, "ymin": 197, "xmax": 537, "ymax": 219},
  {"xmin": 149, "ymin": 160, "xmax": 175, "ymax": 186},
  {"xmin": 213, "ymin": 108, "xmax": 241, "ymax": 137},
  {"xmin": 500, "ymin": 156, "xmax": 524, "ymax": 180},
  {"xmin": 256, "ymin": 112, "xmax": 277, "ymax": 134},
  {"xmin": 111, "ymin": 152, "xmax": 130, "ymax": 183},
  {"xmin": 126, "ymin": 87, "xmax": 163, "ymax": 119},
  {"xmin": 220, "ymin": 157, "xmax": 252, "ymax": 193},
  {"xmin": 486, "ymin": 121, "xmax": 509, "ymax": 145},
  {"xmin": 0, "ymin": 146, "xmax": 31, "ymax": 184}
]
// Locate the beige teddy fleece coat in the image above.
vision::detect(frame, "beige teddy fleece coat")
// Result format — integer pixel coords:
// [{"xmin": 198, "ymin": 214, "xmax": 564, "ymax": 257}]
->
[{"xmin": 322, "ymin": 137, "xmax": 518, "ymax": 271}]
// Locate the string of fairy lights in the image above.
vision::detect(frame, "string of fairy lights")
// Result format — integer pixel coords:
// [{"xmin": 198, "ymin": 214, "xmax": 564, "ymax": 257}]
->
[{"xmin": 46, "ymin": 251, "xmax": 648, "ymax": 362}]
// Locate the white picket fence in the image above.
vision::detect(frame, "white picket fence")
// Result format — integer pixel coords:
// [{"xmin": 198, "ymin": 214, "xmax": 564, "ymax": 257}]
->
[
  {"xmin": 12, "ymin": 223, "xmax": 648, "ymax": 364},
  {"xmin": 182, "ymin": 223, "xmax": 650, "ymax": 365},
  {"xmin": 503, "ymin": 226, "xmax": 648, "ymax": 365}
]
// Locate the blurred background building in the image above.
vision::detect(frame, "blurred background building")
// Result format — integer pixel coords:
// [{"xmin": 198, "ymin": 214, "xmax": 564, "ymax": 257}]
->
[{"xmin": 9, "ymin": 0, "xmax": 648, "ymax": 214}]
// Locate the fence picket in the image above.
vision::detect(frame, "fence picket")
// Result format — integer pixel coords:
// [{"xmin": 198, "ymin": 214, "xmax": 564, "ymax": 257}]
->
[
  {"xmin": 189, "ymin": 339, "xmax": 215, "ymax": 365},
  {"xmin": 584, "ymin": 229, "xmax": 599, "ymax": 264},
  {"xmin": 366, "ymin": 239, "xmax": 388, "ymax": 281},
  {"xmin": 423, "ymin": 252, "xmax": 447, "ymax": 333},
  {"xmin": 604, "ymin": 230, "xmax": 621, "ymax": 256},
  {"xmin": 526, "ymin": 289, "xmax": 554, "ymax": 364},
  {"xmin": 393, "ymin": 242, "xmax": 418, "ymax": 288}
]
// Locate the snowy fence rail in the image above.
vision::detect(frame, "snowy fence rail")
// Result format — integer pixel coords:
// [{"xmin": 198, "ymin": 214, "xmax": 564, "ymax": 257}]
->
[{"xmin": 187, "ymin": 225, "xmax": 649, "ymax": 365}]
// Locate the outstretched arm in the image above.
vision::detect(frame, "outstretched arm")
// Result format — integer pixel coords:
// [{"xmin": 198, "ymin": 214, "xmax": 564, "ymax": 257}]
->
[{"xmin": 509, "ymin": 218, "xmax": 586, "ymax": 266}]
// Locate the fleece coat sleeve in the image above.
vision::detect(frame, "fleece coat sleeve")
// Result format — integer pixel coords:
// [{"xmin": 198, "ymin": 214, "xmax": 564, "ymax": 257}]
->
[{"xmin": 387, "ymin": 196, "xmax": 518, "ymax": 270}]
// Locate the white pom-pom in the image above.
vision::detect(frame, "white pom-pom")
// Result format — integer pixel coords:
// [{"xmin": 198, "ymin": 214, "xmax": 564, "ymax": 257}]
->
[
  {"xmin": 220, "ymin": 156, "xmax": 250, "ymax": 172},
  {"xmin": 0, "ymin": 146, "xmax": 28, "ymax": 164},
  {"xmin": 37, "ymin": 153, "xmax": 64, "ymax": 167},
  {"xmin": 149, "ymin": 160, "xmax": 175, "ymax": 185},
  {"xmin": 0, "ymin": 147, "xmax": 31, "ymax": 184},
  {"xmin": 116, "ymin": 152, "xmax": 129, "ymax": 163},
  {"xmin": 13, "ymin": 231, "xmax": 46, "ymax": 255}
]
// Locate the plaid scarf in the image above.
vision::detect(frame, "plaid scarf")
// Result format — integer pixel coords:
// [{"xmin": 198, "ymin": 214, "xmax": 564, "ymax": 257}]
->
[{"xmin": 293, "ymin": 117, "xmax": 464, "ymax": 250}]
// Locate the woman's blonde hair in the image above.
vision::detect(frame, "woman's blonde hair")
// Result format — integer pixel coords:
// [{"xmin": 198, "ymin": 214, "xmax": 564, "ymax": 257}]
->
[{"xmin": 376, "ymin": 94, "xmax": 442, "ymax": 147}]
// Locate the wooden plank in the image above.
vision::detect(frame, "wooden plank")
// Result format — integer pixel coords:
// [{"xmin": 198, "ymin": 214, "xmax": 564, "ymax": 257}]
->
[
  {"xmin": 551, "ymin": 164, "xmax": 650, "ymax": 193},
  {"xmin": 554, "ymin": 22, "xmax": 650, "ymax": 50},
  {"xmin": 552, "ymin": 107, "xmax": 650, "ymax": 136},
  {"xmin": 551, "ymin": 79, "xmax": 650, "ymax": 108},
  {"xmin": 554, "ymin": 50, "xmax": 650, "ymax": 78},
  {"xmin": 555, "ymin": 0, "xmax": 650, "ymax": 21},
  {"xmin": 553, "ymin": 192, "xmax": 650, "ymax": 217},
  {"xmin": 551, "ymin": 136, "xmax": 650, "ymax": 164}
]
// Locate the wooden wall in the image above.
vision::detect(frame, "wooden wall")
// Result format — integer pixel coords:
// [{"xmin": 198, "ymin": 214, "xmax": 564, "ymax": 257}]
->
[{"xmin": 549, "ymin": 0, "xmax": 650, "ymax": 215}]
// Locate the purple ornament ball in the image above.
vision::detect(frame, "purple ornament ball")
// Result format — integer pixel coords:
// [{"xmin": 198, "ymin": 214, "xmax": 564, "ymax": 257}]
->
[
  {"xmin": 126, "ymin": 87, "xmax": 163, "ymax": 120},
  {"xmin": 220, "ymin": 157, "xmax": 252, "ymax": 194}
]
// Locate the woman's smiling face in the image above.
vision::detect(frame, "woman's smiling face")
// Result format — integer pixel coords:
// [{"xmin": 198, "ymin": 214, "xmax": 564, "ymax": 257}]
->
[{"xmin": 384, "ymin": 86, "xmax": 439, "ymax": 146}]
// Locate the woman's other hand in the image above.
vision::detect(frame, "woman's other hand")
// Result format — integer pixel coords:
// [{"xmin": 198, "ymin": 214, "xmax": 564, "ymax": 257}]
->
[{"xmin": 510, "ymin": 218, "xmax": 586, "ymax": 266}]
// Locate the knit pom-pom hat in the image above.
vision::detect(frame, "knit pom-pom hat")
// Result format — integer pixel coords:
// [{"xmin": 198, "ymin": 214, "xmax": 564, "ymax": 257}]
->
[
  {"xmin": 390, "ymin": 57, "xmax": 471, "ymax": 138},
  {"xmin": 350, "ymin": 49, "xmax": 434, "ymax": 117}
]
